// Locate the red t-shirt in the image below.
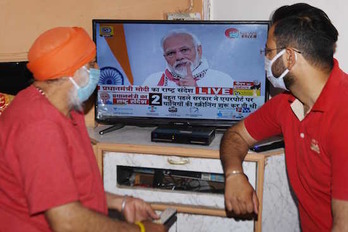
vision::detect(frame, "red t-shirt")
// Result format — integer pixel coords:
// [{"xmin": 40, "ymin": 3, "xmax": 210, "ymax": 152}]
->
[
  {"xmin": 0, "ymin": 85, "xmax": 107, "ymax": 231},
  {"xmin": 245, "ymin": 60, "xmax": 348, "ymax": 231}
]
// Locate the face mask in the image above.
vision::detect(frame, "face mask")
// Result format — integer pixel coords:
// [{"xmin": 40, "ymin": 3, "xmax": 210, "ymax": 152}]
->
[
  {"xmin": 265, "ymin": 49, "xmax": 295, "ymax": 91},
  {"xmin": 69, "ymin": 67, "xmax": 100, "ymax": 102}
]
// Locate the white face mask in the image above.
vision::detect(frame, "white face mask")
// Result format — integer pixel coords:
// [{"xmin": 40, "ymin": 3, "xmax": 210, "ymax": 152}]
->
[{"xmin": 265, "ymin": 49, "xmax": 296, "ymax": 91}]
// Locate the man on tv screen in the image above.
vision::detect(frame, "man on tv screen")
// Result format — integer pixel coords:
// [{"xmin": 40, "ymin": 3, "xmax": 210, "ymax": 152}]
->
[{"xmin": 143, "ymin": 29, "xmax": 234, "ymax": 87}]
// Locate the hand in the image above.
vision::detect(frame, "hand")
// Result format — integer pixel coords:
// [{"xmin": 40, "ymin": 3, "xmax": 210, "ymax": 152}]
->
[
  {"xmin": 142, "ymin": 220, "xmax": 168, "ymax": 232},
  {"xmin": 178, "ymin": 63, "xmax": 197, "ymax": 86},
  {"xmin": 224, "ymin": 174, "xmax": 259, "ymax": 215},
  {"xmin": 123, "ymin": 196, "xmax": 160, "ymax": 223}
]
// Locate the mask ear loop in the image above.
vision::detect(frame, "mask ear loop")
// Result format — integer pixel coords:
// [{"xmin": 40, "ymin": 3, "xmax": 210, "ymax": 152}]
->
[
  {"xmin": 71, "ymin": 66, "xmax": 90, "ymax": 89},
  {"xmin": 69, "ymin": 77, "xmax": 80, "ymax": 90},
  {"xmin": 82, "ymin": 65, "xmax": 90, "ymax": 73},
  {"xmin": 269, "ymin": 49, "xmax": 286, "ymax": 77},
  {"xmin": 270, "ymin": 49, "xmax": 286, "ymax": 63},
  {"xmin": 277, "ymin": 50, "xmax": 298, "ymax": 81}
]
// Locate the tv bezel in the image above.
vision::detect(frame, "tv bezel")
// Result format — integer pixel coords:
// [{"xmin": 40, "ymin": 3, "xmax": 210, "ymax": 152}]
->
[{"xmin": 92, "ymin": 19, "xmax": 270, "ymax": 129}]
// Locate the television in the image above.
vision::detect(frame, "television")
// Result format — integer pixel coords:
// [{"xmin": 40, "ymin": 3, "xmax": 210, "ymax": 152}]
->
[{"xmin": 92, "ymin": 20, "xmax": 269, "ymax": 131}]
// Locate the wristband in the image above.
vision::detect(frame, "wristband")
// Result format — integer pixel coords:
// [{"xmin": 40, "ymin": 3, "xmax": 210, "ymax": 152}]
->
[
  {"xmin": 225, "ymin": 170, "xmax": 248, "ymax": 180},
  {"xmin": 121, "ymin": 196, "xmax": 127, "ymax": 215},
  {"xmin": 135, "ymin": 221, "xmax": 146, "ymax": 232}
]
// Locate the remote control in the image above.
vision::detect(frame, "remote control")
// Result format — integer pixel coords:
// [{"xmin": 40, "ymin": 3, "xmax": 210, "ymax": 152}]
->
[{"xmin": 154, "ymin": 208, "xmax": 177, "ymax": 225}]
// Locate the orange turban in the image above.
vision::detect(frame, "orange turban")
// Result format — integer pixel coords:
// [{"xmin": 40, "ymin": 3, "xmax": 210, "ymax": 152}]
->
[{"xmin": 27, "ymin": 27, "xmax": 96, "ymax": 81}]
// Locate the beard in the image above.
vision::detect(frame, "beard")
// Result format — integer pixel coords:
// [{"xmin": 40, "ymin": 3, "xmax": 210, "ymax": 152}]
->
[
  {"xmin": 167, "ymin": 55, "xmax": 200, "ymax": 78},
  {"xmin": 272, "ymin": 58, "xmax": 295, "ymax": 89}
]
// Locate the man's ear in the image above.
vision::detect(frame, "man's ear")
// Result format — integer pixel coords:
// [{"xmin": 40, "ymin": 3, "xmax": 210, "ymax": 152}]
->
[
  {"xmin": 197, "ymin": 45, "xmax": 202, "ymax": 59},
  {"xmin": 286, "ymin": 48, "xmax": 297, "ymax": 70}
]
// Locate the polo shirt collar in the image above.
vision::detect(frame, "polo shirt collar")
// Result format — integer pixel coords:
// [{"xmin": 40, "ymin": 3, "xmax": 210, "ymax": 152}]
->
[{"xmin": 288, "ymin": 59, "xmax": 342, "ymax": 120}]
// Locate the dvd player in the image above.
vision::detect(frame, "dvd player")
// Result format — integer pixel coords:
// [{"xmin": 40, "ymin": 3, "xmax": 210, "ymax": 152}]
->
[
  {"xmin": 151, "ymin": 126, "xmax": 215, "ymax": 146},
  {"xmin": 250, "ymin": 136, "xmax": 284, "ymax": 152}
]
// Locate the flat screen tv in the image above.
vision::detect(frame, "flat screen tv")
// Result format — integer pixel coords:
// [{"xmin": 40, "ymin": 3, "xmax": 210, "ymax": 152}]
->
[{"xmin": 92, "ymin": 19, "xmax": 269, "ymax": 130}]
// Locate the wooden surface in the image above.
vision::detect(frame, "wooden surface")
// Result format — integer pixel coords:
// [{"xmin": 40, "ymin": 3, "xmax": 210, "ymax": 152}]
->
[{"xmin": 89, "ymin": 125, "xmax": 284, "ymax": 232}]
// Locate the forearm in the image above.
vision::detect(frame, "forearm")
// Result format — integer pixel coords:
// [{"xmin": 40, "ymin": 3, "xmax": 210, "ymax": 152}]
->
[
  {"xmin": 332, "ymin": 199, "xmax": 348, "ymax": 232},
  {"xmin": 46, "ymin": 202, "xmax": 139, "ymax": 232},
  {"xmin": 105, "ymin": 192, "xmax": 123, "ymax": 211},
  {"xmin": 220, "ymin": 122, "xmax": 260, "ymax": 215},
  {"xmin": 105, "ymin": 192, "xmax": 159, "ymax": 223}
]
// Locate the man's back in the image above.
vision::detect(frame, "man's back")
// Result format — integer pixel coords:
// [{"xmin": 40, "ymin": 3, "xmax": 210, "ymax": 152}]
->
[{"xmin": 0, "ymin": 85, "xmax": 107, "ymax": 231}]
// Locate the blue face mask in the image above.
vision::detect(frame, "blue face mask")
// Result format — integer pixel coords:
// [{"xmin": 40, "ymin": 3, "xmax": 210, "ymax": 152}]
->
[{"xmin": 69, "ymin": 67, "xmax": 100, "ymax": 102}]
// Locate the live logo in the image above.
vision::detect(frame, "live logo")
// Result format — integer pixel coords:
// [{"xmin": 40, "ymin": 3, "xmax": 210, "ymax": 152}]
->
[{"xmin": 195, "ymin": 87, "xmax": 233, "ymax": 95}]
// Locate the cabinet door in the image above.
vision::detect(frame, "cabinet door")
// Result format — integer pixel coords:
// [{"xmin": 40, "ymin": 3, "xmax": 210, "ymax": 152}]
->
[
  {"xmin": 103, "ymin": 152, "xmax": 256, "ymax": 211},
  {"xmin": 172, "ymin": 213, "xmax": 254, "ymax": 232}
]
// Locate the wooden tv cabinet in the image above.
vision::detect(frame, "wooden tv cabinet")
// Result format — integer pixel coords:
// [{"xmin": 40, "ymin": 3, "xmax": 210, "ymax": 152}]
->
[{"xmin": 88, "ymin": 125, "xmax": 299, "ymax": 232}]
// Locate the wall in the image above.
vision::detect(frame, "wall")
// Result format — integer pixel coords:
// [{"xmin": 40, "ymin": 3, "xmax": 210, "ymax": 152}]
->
[
  {"xmin": 0, "ymin": 0, "xmax": 203, "ymax": 62},
  {"xmin": 210, "ymin": 0, "xmax": 348, "ymax": 72},
  {"xmin": 0, "ymin": 0, "xmax": 204, "ymax": 126}
]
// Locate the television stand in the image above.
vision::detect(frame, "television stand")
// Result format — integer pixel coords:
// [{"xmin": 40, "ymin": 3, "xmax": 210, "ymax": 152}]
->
[
  {"xmin": 87, "ymin": 126, "xmax": 297, "ymax": 232},
  {"xmin": 151, "ymin": 125, "xmax": 216, "ymax": 146},
  {"xmin": 99, "ymin": 124, "xmax": 125, "ymax": 135}
]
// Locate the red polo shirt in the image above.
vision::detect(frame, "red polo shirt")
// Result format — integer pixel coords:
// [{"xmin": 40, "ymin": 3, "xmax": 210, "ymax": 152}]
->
[{"xmin": 245, "ymin": 59, "xmax": 348, "ymax": 231}]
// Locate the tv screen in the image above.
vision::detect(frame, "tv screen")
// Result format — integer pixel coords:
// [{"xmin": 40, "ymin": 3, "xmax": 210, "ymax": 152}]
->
[{"xmin": 93, "ymin": 20, "xmax": 269, "ymax": 128}]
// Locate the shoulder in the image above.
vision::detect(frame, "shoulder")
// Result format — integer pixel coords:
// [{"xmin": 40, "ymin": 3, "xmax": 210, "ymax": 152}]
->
[
  {"xmin": 251, "ymin": 92, "xmax": 291, "ymax": 118},
  {"xmin": 1, "ymin": 87, "xmax": 48, "ymax": 122},
  {"xmin": 325, "ymin": 69, "xmax": 348, "ymax": 114},
  {"xmin": 265, "ymin": 92, "xmax": 292, "ymax": 114},
  {"xmin": 244, "ymin": 92, "xmax": 291, "ymax": 140}
]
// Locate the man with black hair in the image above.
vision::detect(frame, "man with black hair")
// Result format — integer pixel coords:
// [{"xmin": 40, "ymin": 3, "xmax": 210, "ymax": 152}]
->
[{"xmin": 220, "ymin": 3, "xmax": 348, "ymax": 231}]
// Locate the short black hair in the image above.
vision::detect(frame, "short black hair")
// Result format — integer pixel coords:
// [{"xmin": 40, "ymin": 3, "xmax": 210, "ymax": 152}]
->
[{"xmin": 271, "ymin": 3, "xmax": 338, "ymax": 71}]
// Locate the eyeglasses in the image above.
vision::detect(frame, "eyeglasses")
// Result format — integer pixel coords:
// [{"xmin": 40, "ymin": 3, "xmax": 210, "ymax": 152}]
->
[
  {"xmin": 164, "ymin": 46, "xmax": 195, "ymax": 59},
  {"xmin": 260, "ymin": 47, "xmax": 302, "ymax": 56}
]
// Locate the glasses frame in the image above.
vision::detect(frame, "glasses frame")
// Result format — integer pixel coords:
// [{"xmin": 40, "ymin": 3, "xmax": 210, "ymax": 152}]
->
[{"xmin": 260, "ymin": 47, "xmax": 302, "ymax": 56}]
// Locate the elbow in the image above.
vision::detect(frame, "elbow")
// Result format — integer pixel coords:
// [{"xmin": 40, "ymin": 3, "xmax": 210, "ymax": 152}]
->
[
  {"xmin": 332, "ymin": 222, "xmax": 348, "ymax": 232},
  {"xmin": 46, "ymin": 216, "xmax": 75, "ymax": 232}
]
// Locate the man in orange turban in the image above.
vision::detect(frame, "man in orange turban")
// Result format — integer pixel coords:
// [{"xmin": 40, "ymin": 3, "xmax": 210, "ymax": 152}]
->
[{"xmin": 0, "ymin": 27, "xmax": 165, "ymax": 232}]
